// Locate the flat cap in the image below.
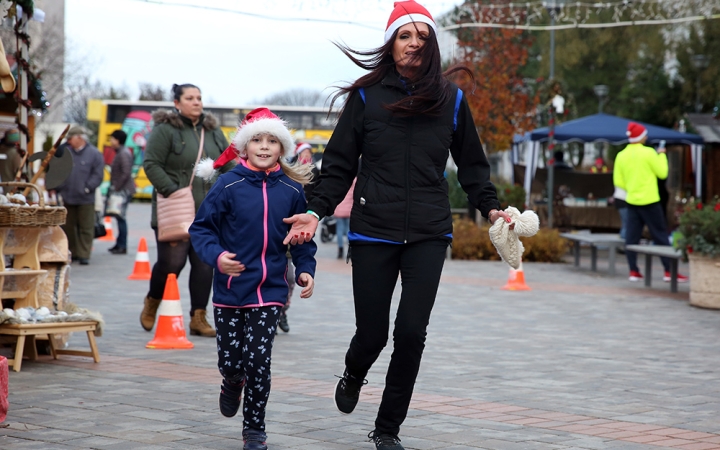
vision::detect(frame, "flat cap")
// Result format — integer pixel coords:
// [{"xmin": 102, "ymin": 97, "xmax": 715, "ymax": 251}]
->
[{"xmin": 66, "ymin": 126, "xmax": 87, "ymax": 137}]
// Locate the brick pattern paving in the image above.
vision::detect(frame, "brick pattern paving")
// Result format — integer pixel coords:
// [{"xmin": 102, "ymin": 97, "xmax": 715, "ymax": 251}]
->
[
  {"xmin": 2, "ymin": 203, "xmax": 717, "ymax": 450},
  {"xmin": 40, "ymin": 355, "xmax": 720, "ymax": 449}
]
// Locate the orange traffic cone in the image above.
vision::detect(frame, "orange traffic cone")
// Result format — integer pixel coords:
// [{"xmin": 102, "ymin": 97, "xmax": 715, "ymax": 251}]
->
[
  {"xmin": 98, "ymin": 216, "xmax": 115, "ymax": 242},
  {"xmin": 502, "ymin": 259, "xmax": 531, "ymax": 291},
  {"xmin": 146, "ymin": 274, "xmax": 194, "ymax": 349},
  {"xmin": 128, "ymin": 237, "xmax": 152, "ymax": 280}
]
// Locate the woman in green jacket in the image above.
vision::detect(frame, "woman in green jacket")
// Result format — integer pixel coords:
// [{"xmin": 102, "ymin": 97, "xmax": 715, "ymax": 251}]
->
[{"xmin": 140, "ymin": 83, "xmax": 232, "ymax": 337}]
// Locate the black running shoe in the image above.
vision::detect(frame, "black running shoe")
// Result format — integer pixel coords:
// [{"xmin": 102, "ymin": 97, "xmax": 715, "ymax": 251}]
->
[
  {"xmin": 219, "ymin": 378, "xmax": 245, "ymax": 418},
  {"xmin": 334, "ymin": 369, "xmax": 367, "ymax": 414},
  {"xmin": 278, "ymin": 312, "xmax": 289, "ymax": 333},
  {"xmin": 368, "ymin": 430, "xmax": 404, "ymax": 450},
  {"xmin": 243, "ymin": 429, "xmax": 268, "ymax": 450}
]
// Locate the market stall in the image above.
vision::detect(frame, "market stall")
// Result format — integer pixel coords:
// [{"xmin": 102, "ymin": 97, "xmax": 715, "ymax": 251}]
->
[
  {"xmin": 0, "ymin": 5, "xmax": 100, "ymax": 372},
  {"xmin": 514, "ymin": 113, "xmax": 704, "ymax": 229}
]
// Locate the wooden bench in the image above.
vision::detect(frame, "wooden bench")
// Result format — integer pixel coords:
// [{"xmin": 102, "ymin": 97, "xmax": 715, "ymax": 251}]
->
[
  {"xmin": 0, "ymin": 321, "xmax": 100, "ymax": 372},
  {"xmin": 560, "ymin": 232, "xmax": 625, "ymax": 275},
  {"xmin": 625, "ymin": 245, "xmax": 683, "ymax": 293}
]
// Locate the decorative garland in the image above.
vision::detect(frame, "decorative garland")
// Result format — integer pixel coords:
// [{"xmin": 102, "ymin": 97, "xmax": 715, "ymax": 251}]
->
[
  {"xmin": 439, "ymin": 0, "xmax": 720, "ymax": 31},
  {"xmin": 1, "ymin": 0, "xmax": 38, "ymax": 144},
  {"xmin": 1, "ymin": 0, "xmax": 32, "ymax": 20}
]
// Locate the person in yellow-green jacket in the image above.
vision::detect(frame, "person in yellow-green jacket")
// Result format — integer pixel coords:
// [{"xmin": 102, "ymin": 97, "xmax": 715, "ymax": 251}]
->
[{"xmin": 613, "ymin": 122, "xmax": 688, "ymax": 283}]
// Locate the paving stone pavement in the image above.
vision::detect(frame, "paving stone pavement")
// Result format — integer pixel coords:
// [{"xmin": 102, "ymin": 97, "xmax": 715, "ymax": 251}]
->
[{"xmin": 1, "ymin": 202, "xmax": 719, "ymax": 450}]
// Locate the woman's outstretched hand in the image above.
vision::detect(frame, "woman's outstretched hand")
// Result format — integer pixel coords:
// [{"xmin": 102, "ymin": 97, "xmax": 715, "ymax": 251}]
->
[{"xmin": 283, "ymin": 213, "xmax": 319, "ymax": 245}]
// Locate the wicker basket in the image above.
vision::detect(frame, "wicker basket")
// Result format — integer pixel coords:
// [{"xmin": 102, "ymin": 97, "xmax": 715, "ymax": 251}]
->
[{"xmin": 0, "ymin": 182, "xmax": 67, "ymax": 227}]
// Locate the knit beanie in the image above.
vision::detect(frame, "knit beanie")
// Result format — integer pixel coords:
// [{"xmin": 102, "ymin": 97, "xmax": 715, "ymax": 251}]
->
[
  {"xmin": 196, "ymin": 107, "xmax": 295, "ymax": 181},
  {"xmin": 110, "ymin": 129, "xmax": 127, "ymax": 145},
  {"xmin": 488, "ymin": 207, "xmax": 540, "ymax": 270},
  {"xmin": 385, "ymin": 0, "xmax": 437, "ymax": 43}
]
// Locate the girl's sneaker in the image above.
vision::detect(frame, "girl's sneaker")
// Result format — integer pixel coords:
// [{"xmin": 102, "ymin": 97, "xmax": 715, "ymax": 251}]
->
[
  {"xmin": 219, "ymin": 378, "xmax": 245, "ymax": 417},
  {"xmin": 278, "ymin": 312, "xmax": 290, "ymax": 333},
  {"xmin": 243, "ymin": 429, "xmax": 268, "ymax": 450}
]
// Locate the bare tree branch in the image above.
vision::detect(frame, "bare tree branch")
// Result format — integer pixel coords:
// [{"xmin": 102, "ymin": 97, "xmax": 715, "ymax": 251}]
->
[
  {"xmin": 138, "ymin": 83, "xmax": 171, "ymax": 101},
  {"xmin": 261, "ymin": 88, "xmax": 326, "ymax": 107}
]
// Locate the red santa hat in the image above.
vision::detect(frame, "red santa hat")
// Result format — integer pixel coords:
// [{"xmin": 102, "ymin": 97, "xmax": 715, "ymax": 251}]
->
[
  {"xmin": 196, "ymin": 107, "xmax": 295, "ymax": 181},
  {"xmin": 294, "ymin": 142, "xmax": 312, "ymax": 156},
  {"xmin": 626, "ymin": 122, "xmax": 647, "ymax": 143},
  {"xmin": 385, "ymin": 0, "xmax": 437, "ymax": 43}
]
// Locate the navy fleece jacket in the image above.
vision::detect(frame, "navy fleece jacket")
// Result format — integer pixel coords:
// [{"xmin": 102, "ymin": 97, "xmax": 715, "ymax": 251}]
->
[{"xmin": 190, "ymin": 164, "xmax": 316, "ymax": 308}]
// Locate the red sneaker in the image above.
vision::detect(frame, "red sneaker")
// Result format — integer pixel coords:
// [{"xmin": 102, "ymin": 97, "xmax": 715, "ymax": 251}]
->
[
  {"xmin": 663, "ymin": 272, "xmax": 688, "ymax": 283},
  {"xmin": 629, "ymin": 270, "xmax": 643, "ymax": 281}
]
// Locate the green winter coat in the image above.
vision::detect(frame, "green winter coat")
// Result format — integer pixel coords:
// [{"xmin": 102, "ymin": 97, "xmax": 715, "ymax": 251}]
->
[{"xmin": 143, "ymin": 110, "xmax": 232, "ymax": 228}]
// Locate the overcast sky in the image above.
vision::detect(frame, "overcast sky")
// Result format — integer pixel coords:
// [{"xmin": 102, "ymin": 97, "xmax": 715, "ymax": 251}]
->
[{"xmin": 65, "ymin": 0, "xmax": 464, "ymax": 106}]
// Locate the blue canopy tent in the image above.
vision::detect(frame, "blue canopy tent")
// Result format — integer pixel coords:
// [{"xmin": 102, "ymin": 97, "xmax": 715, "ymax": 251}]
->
[
  {"xmin": 529, "ymin": 113, "xmax": 703, "ymax": 145},
  {"xmin": 515, "ymin": 113, "xmax": 705, "ymax": 206}
]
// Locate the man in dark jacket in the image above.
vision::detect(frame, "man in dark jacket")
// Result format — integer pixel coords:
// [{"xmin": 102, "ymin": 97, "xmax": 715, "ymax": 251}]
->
[
  {"xmin": 56, "ymin": 126, "xmax": 104, "ymax": 265},
  {"xmin": 107, "ymin": 129, "xmax": 136, "ymax": 254}
]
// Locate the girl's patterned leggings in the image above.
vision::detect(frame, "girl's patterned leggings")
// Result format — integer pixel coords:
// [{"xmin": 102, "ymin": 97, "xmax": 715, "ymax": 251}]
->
[{"xmin": 214, "ymin": 306, "xmax": 281, "ymax": 432}]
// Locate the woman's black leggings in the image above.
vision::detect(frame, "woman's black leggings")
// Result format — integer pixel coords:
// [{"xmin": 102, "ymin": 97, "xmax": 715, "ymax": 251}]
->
[
  {"xmin": 345, "ymin": 239, "xmax": 448, "ymax": 436},
  {"xmin": 147, "ymin": 229, "xmax": 213, "ymax": 315}
]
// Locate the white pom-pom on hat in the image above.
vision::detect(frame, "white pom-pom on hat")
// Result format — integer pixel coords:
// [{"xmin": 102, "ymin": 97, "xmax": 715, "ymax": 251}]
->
[{"xmin": 195, "ymin": 157, "xmax": 217, "ymax": 181}]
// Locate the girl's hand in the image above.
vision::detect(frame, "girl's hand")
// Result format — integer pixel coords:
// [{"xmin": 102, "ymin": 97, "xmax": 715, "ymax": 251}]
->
[
  {"xmin": 297, "ymin": 273, "xmax": 314, "ymax": 298},
  {"xmin": 490, "ymin": 209, "xmax": 515, "ymax": 230},
  {"xmin": 283, "ymin": 213, "xmax": 319, "ymax": 245},
  {"xmin": 219, "ymin": 252, "xmax": 246, "ymax": 276}
]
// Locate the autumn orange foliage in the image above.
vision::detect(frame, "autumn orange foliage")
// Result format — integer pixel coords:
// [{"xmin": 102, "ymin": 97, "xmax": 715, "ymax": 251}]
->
[{"xmin": 449, "ymin": 1, "xmax": 538, "ymax": 153}]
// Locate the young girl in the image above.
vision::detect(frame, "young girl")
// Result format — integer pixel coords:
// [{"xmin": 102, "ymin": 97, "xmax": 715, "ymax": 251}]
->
[{"xmin": 189, "ymin": 107, "xmax": 317, "ymax": 450}]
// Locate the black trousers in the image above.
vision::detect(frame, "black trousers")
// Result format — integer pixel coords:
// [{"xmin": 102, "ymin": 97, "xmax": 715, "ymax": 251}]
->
[
  {"xmin": 345, "ymin": 239, "xmax": 448, "ymax": 436},
  {"xmin": 625, "ymin": 202, "xmax": 671, "ymax": 272},
  {"xmin": 147, "ymin": 228, "xmax": 213, "ymax": 314}
]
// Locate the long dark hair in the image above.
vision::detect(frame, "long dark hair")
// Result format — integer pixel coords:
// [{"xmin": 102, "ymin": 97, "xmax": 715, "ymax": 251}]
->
[{"xmin": 329, "ymin": 26, "xmax": 473, "ymax": 116}]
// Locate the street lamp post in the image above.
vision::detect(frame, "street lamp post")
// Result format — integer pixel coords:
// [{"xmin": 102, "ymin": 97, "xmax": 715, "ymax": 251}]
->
[
  {"xmin": 593, "ymin": 84, "xmax": 609, "ymax": 114},
  {"xmin": 546, "ymin": 1, "xmax": 564, "ymax": 228},
  {"xmin": 691, "ymin": 54, "xmax": 709, "ymax": 113}
]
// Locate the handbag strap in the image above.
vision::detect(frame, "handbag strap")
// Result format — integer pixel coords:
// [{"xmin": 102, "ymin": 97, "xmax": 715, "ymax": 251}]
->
[{"xmin": 188, "ymin": 128, "xmax": 205, "ymax": 186}]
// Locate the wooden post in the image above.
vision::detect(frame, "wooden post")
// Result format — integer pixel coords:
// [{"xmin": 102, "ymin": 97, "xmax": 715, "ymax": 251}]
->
[
  {"xmin": 17, "ymin": 15, "xmax": 29, "ymax": 168},
  {"xmin": 22, "ymin": 124, "xmax": 70, "ymax": 198}
]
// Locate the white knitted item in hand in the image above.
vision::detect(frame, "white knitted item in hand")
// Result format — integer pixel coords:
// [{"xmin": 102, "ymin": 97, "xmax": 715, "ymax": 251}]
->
[{"xmin": 488, "ymin": 206, "xmax": 540, "ymax": 270}]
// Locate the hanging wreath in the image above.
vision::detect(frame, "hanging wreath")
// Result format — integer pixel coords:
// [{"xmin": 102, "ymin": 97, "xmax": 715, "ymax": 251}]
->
[{"xmin": 535, "ymin": 78, "xmax": 577, "ymax": 124}]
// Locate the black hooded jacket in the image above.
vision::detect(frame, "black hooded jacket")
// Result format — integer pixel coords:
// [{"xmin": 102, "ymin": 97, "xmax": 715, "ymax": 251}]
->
[{"xmin": 307, "ymin": 71, "xmax": 500, "ymax": 243}]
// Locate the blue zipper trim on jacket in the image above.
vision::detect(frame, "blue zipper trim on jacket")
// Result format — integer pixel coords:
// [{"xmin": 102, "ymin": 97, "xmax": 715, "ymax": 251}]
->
[
  {"xmin": 348, "ymin": 231, "xmax": 453, "ymax": 243},
  {"xmin": 358, "ymin": 88, "xmax": 366, "ymax": 104},
  {"xmin": 454, "ymin": 88, "xmax": 463, "ymax": 131},
  {"xmin": 398, "ymin": 78, "xmax": 413, "ymax": 96}
]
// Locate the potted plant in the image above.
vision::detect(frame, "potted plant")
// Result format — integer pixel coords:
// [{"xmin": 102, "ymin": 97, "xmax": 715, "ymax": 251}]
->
[{"xmin": 676, "ymin": 198, "xmax": 720, "ymax": 309}]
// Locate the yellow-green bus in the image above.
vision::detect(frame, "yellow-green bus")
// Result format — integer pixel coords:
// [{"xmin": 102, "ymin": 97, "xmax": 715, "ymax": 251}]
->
[{"xmin": 86, "ymin": 99, "xmax": 336, "ymax": 199}]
